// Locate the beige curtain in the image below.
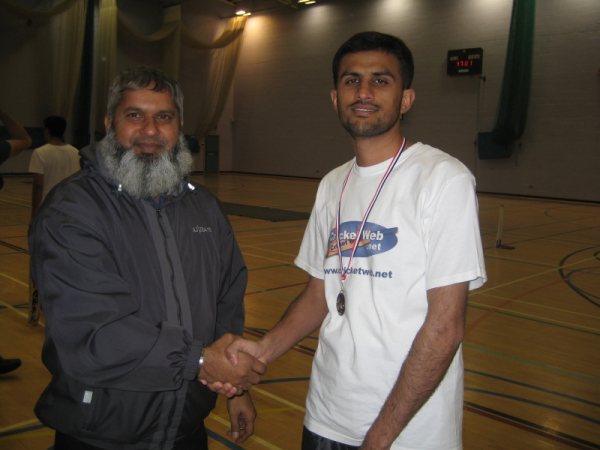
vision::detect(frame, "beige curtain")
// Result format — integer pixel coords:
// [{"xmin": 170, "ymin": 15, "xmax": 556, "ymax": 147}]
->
[
  {"xmin": 0, "ymin": 0, "xmax": 86, "ymax": 119},
  {"xmin": 119, "ymin": 12, "xmax": 247, "ymax": 139},
  {"xmin": 51, "ymin": 0, "xmax": 87, "ymax": 118},
  {"xmin": 92, "ymin": 0, "xmax": 118, "ymax": 138},
  {"xmin": 0, "ymin": 0, "xmax": 78, "ymax": 17},
  {"xmin": 181, "ymin": 16, "xmax": 245, "ymax": 50},
  {"xmin": 1, "ymin": 0, "xmax": 247, "ymax": 142},
  {"xmin": 117, "ymin": 5, "xmax": 182, "ymax": 79},
  {"xmin": 190, "ymin": 17, "xmax": 246, "ymax": 138}
]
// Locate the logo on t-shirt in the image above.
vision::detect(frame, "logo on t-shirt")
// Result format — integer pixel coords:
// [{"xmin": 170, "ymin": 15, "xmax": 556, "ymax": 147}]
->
[{"xmin": 327, "ymin": 221, "xmax": 397, "ymax": 257}]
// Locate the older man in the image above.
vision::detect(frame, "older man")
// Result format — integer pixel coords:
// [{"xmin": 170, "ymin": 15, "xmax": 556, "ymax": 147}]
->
[{"xmin": 29, "ymin": 67, "xmax": 264, "ymax": 450}]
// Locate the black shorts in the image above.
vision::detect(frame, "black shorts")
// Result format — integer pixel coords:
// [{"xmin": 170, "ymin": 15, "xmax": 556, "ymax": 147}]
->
[{"xmin": 301, "ymin": 426, "xmax": 360, "ymax": 450}]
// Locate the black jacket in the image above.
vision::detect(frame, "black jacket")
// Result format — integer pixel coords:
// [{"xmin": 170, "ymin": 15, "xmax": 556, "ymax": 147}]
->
[{"xmin": 29, "ymin": 145, "xmax": 247, "ymax": 449}]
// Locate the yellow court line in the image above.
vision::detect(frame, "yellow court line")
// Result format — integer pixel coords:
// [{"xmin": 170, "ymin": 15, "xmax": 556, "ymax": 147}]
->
[
  {"xmin": 0, "ymin": 297, "xmax": 31, "ymax": 321},
  {"xmin": 471, "ymin": 255, "xmax": 599, "ymax": 296},
  {"xmin": 242, "ymin": 245, "xmax": 299, "ymax": 258},
  {"xmin": 208, "ymin": 412, "xmax": 284, "ymax": 450},
  {"xmin": 468, "ymin": 301, "xmax": 600, "ymax": 334},
  {"xmin": 0, "ymin": 429, "xmax": 54, "ymax": 442},
  {"xmin": 0, "ymin": 418, "xmax": 42, "ymax": 433},
  {"xmin": 0, "ymin": 271, "xmax": 28, "ymax": 287},
  {"xmin": 242, "ymin": 251, "xmax": 294, "ymax": 265},
  {"xmin": 252, "ymin": 386, "xmax": 306, "ymax": 413},
  {"xmin": 473, "ymin": 292, "xmax": 600, "ymax": 320}
]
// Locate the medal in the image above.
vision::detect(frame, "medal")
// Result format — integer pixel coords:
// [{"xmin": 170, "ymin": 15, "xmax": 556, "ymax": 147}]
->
[
  {"xmin": 335, "ymin": 138, "xmax": 407, "ymax": 316},
  {"xmin": 336, "ymin": 290, "xmax": 346, "ymax": 315}
]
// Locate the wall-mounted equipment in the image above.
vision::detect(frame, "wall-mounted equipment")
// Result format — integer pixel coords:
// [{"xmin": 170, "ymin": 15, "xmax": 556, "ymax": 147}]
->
[{"xmin": 447, "ymin": 48, "xmax": 483, "ymax": 76}]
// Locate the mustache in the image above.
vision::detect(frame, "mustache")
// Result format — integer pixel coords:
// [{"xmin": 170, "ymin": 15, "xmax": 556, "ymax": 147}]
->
[
  {"xmin": 132, "ymin": 137, "xmax": 169, "ymax": 147},
  {"xmin": 349, "ymin": 100, "xmax": 379, "ymax": 108}
]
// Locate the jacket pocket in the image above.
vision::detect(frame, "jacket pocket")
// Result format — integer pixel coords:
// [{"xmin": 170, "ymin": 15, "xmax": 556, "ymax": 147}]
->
[{"xmin": 77, "ymin": 386, "xmax": 167, "ymax": 443}]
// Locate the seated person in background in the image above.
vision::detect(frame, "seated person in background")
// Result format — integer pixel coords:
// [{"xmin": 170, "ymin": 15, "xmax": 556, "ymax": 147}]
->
[
  {"xmin": 29, "ymin": 115, "xmax": 81, "ymax": 220},
  {"xmin": 0, "ymin": 108, "xmax": 32, "ymax": 191}
]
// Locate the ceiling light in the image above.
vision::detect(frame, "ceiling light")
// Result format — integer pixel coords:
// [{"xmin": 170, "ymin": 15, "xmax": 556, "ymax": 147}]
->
[{"xmin": 235, "ymin": 9, "xmax": 251, "ymax": 16}]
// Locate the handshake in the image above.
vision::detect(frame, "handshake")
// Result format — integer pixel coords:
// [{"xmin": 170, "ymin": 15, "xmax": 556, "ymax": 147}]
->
[{"xmin": 197, "ymin": 333, "xmax": 267, "ymax": 397}]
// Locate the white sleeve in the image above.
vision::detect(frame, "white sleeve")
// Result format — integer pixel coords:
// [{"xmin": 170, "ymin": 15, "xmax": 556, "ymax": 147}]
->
[
  {"xmin": 29, "ymin": 149, "xmax": 44, "ymax": 174},
  {"xmin": 424, "ymin": 173, "xmax": 487, "ymax": 291},
  {"xmin": 294, "ymin": 181, "xmax": 330, "ymax": 280}
]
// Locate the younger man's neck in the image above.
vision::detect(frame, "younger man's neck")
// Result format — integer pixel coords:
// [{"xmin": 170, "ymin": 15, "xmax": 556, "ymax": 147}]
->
[{"xmin": 353, "ymin": 133, "xmax": 409, "ymax": 167}]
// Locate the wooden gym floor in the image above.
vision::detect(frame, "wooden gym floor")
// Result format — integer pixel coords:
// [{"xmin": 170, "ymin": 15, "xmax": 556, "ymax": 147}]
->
[{"xmin": 0, "ymin": 173, "xmax": 598, "ymax": 450}]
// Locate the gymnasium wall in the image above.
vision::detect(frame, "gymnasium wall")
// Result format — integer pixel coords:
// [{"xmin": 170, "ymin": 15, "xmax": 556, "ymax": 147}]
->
[
  {"xmin": 0, "ymin": 0, "xmax": 598, "ymax": 201},
  {"xmin": 232, "ymin": 0, "xmax": 600, "ymax": 202}
]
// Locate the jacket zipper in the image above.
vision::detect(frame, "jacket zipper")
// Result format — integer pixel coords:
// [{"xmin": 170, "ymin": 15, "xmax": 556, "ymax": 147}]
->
[{"xmin": 156, "ymin": 209, "xmax": 183, "ymax": 329}]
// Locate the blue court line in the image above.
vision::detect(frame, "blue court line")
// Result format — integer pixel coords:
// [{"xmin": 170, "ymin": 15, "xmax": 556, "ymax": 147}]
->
[
  {"xmin": 0, "ymin": 423, "xmax": 45, "ymax": 439},
  {"xmin": 207, "ymin": 429, "xmax": 244, "ymax": 449},
  {"xmin": 466, "ymin": 387, "xmax": 600, "ymax": 425},
  {"xmin": 465, "ymin": 342, "xmax": 600, "ymax": 384},
  {"xmin": 465, "ymin": 401, "xmax": 600, "ymax": 450},
  {"xmin": 466, "ymin": 368, "xmax": 600, "ymax": 407}
]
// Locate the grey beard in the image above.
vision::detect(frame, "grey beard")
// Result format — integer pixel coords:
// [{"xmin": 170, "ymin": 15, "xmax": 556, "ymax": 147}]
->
[{"xmin": 98, "ymin": 130, "xmax": 193, "ymax": 199}]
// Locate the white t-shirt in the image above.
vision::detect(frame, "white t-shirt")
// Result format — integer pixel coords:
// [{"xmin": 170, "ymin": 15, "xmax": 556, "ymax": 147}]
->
[
  {"xmin": 295, "ymin": 142, "xmax": 487, "ymax": 450},
  {"xmin": 29, "ymin": 143, "xmax": 80, "ymax": 200}
]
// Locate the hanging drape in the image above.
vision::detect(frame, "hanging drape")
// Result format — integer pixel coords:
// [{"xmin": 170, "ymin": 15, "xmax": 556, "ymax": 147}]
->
[
  {"xmin": 92, "ymin": 0, "xmax": 118, "ymax": 137},
  {"xmin": 1, "ymin": 0, "xmax": 247, "ymax": 143},
  {"xmin": 117, "ymin": 4, "xmax": 181, "ymax": 79},
  {"xmin": 0, "ymin": 0, "xmax": 78, "ymax": 17},
  {"xmin": 479, "ymin": 0, "xmax": 535, "ymax": 159},
  {"xmin": 51, "ymin": 1, "xmax": 87, "ymax": 118},
  {"xmin": 185, "ymin": 17, "xmax": 246, "ymax": 138},
  {"xmin": 0, "ymin": 0, "xmax": 87, "ymax": 120},
  {"xmin": 116, "ymin": 9, "xmax": 247, "ymax": 139},
  {"xmin": 491, "ymin": 0, "xmax": 535, "ymax": 145}
]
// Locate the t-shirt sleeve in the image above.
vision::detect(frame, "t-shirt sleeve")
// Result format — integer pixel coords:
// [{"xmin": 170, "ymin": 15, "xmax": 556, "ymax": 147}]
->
[
  {"xmin": 295, "ymin": 182, "xmax": 329, "ymax": 280},
  {"xmin": 424, "ymin": 172, "xmax": 487, "ymax": 291},
  {"xmin": 29, "ymin": 149, "xmax": 44, "ymax": 174}
]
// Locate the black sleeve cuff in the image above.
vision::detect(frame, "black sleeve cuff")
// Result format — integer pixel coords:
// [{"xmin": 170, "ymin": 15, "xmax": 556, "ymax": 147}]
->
[{"xmin": 183, "ymin": 340, "xmax": 203, "ymax": 380}]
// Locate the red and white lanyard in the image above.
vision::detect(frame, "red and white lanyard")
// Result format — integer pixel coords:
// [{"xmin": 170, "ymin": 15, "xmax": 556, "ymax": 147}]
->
[{"xmin": 336, "ymin": 138, "xmax": 407, "ymax": 287}]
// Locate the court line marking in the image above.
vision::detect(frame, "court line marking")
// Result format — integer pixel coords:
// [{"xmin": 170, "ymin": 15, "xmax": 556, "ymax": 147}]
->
[
  {"xmin": 208, "ymin": 412, "xmax": 285, "ymax": 450},
  {"xmin": 474, "ymin": 292, "xmax": 600, "ymax": 319},
  {"xmin": 468, "ymin": 302, "xmax": 599, "ymax": 335},
  {"xmin": 471, "ymin": 254, "xmax": 599, "ymax": 296},
  {"xmin": 465, "ymin": 342, "xmax": 600, "ymax": 384}
]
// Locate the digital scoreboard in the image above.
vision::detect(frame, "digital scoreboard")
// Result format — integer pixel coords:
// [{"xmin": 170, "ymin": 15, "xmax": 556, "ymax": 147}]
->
[{"xmin": 447, "ymin": 48, "xmax": 483, "ymax": 76}]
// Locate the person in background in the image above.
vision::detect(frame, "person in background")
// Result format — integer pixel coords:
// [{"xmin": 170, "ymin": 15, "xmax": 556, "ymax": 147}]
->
[
  {"xmin": 29, "ymin": 115, "xmax": 81, "ymax": 220},
  {"xmin": 29, "ymin": 67, "xmax": 264, "ymax": 450},
  {"xmin": 221, "ymin": 31, "xmax": 487, "ymax": 450},
  {"xmin": 0, "ymin": 108, "xmax": 32, "ymax": 191}
]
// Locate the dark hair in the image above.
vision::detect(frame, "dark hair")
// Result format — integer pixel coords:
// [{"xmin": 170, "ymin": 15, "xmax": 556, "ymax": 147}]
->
[
  {"xmin": 106, "ymin": 66, "xmax": 183, "ymax": 120},
  {"xmin": 43, "ymin": 116, "xmax": 67, "ymax": 139},
  {"xmin": 332, "ymin": 31, "xmax": 414, "ymax": 89}
]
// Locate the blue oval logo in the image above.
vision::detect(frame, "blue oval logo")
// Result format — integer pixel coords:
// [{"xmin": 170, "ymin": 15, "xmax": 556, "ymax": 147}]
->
[{"xmin": 327, "ymin": 221, "xmax": 398, "ymax": 258}]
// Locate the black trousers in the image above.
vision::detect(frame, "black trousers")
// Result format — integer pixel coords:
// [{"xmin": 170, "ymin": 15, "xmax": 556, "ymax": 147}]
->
[
  {"xmin": 301, "ymin": 427, "xmax": 360, "ymax": 450},
  {"xmin": 54, "ymin": 426, "xmax": 208, "ymax": 450}
]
